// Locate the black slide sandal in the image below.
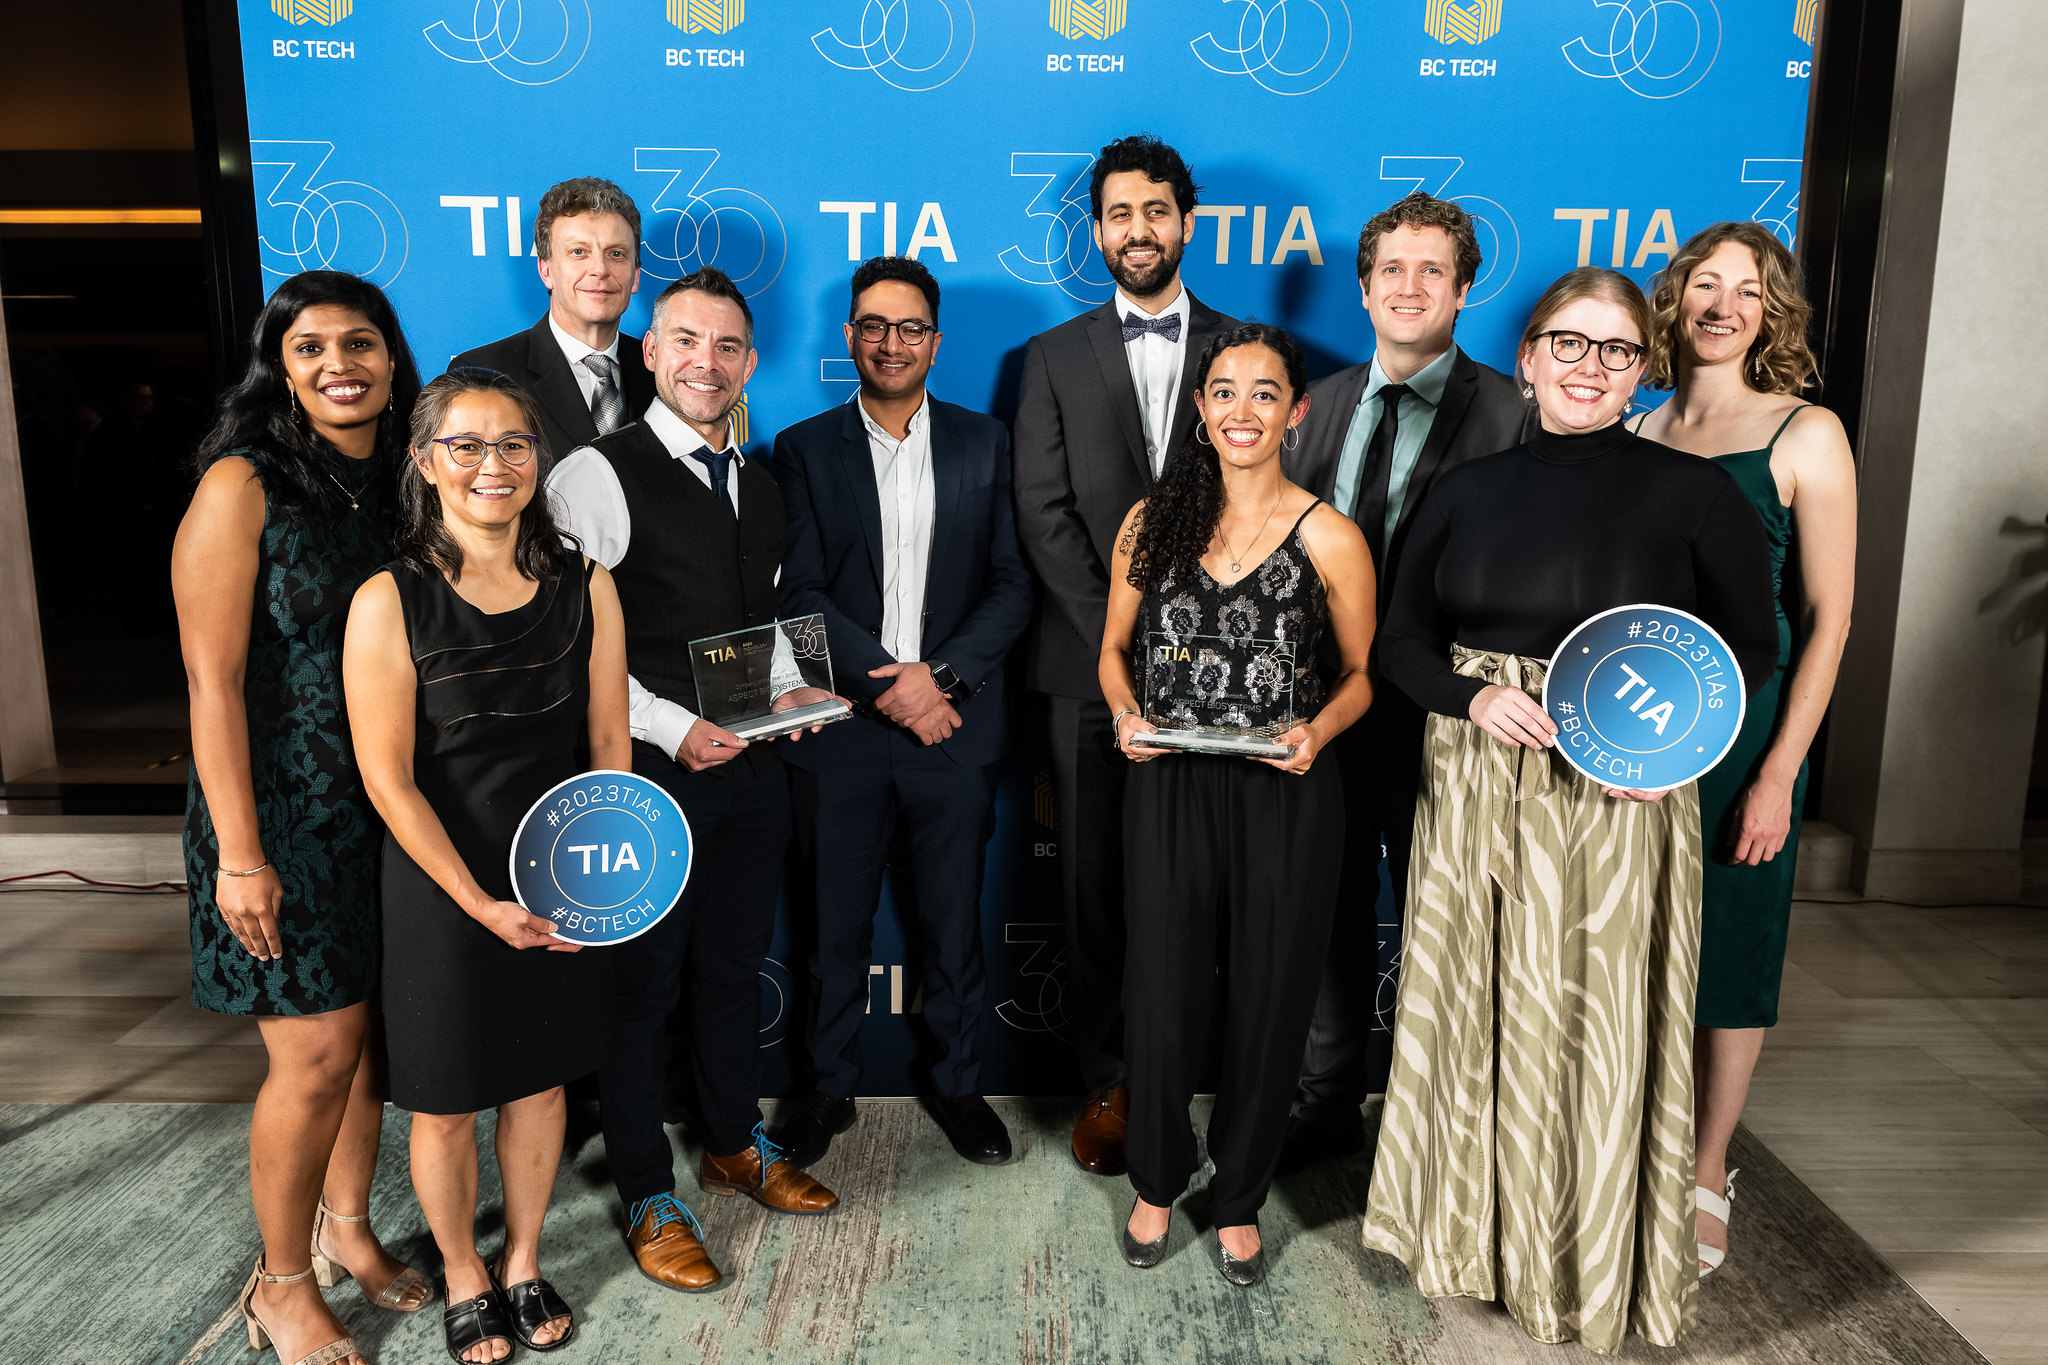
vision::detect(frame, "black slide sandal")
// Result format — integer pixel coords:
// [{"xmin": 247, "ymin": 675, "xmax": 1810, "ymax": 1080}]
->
[
  {"xmin": 443, "ymin": 1289, "xmax": 515, "ymax": 1363},
  {"xmin": 491, "ymin": 1259, "xmax": 577, "ymax": 1351}
]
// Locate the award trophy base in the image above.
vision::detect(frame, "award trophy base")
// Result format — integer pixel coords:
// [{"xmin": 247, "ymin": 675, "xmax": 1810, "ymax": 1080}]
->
[
  {"xmin": 1137, "ymin": 727, "xmax": 1295, "ymax": 760},
  {"xmin": 726, "ymin": 698, "xmax": 853, "ymax": 742}
]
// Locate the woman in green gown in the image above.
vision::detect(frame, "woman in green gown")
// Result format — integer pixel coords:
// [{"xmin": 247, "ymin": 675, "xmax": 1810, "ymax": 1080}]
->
[{"xmin": 1633, "ymin": 222, "xmax": 1858, "ymax": 1275}]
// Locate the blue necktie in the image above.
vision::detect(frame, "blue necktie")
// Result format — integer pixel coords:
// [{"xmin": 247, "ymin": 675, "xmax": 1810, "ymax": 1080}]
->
[
  {"xmin": 1121, "ymin": 311, "xmax": 1182, "ymax": 344},
  {"xmin": 689, "ymin": 447, "xmax": 735, "ymax": 518}
]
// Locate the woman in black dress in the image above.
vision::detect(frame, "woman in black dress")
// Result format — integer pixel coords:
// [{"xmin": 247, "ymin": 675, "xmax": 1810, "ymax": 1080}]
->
[
  {"xmin": 175, "ymin": 271, "xmax": 432, "ymax": 1365},
  {"xmin": 345, "ymin": 369, "xmax": 628, "ymax": 1362},
  {"xmin": 1099, "ymin": 324, "xmax": 1377, "ymax": 1285}
]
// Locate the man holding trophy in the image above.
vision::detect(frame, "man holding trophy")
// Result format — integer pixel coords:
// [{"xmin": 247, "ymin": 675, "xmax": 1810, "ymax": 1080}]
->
[{"xmin": 548, "ymin": 268, "xmax": 842, "ymax": 1296}]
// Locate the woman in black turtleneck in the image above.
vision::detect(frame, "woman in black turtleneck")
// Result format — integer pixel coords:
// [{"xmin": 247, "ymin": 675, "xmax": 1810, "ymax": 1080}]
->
[{"xmin": 1360, "ymin": 268, "xmax": 1775, "ymax": 1356}]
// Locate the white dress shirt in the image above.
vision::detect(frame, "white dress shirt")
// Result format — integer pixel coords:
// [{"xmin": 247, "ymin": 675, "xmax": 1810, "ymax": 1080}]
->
[
  {"xmin": 547, "ymin": 313, "xmax": 622, "ymax": 408},
  {"xmin": 858, "ymin": 392, "xmax": 936, "ymax": 662},
  {"xmin": 548, "ymin": 399, "xmax": 778, "ymax": 757},
  {"xmin": 1115, "ymin": 284, "xmax": 1192, "ymax": 475}
]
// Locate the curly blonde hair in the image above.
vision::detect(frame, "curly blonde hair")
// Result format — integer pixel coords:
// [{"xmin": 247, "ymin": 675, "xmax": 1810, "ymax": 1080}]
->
[{"xmin": 1645, "ymin": 222, "xmax": 1815, "ymax": 393}]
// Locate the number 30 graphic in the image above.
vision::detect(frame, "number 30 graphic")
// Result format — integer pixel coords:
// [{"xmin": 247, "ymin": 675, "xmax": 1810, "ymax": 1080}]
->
[{"xmin": 251, "ymin": 141, "xmax": 409, "ymax": 289}]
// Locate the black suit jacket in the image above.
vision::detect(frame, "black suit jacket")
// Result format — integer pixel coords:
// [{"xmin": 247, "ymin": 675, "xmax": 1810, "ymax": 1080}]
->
[
  {"xmin": 1284, "ymin": 344, "xmax": 1530, "ymax": 619},
  {"xmin": 774, "ymin": 396, "xmax": 1034, "ymax": 772},
  {"xmin": 448, "ymin": 315, "xmax": 657, "ymax": 460},
  {"xmin": 1012, "ymin": 293, "xmax": 1238, "ymax": 700}
]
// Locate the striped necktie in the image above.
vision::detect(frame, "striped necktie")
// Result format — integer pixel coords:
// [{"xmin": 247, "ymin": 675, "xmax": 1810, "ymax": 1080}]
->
[{"xmin": 580, "ymin": 354, "xmax": 626, "ymax": 435}]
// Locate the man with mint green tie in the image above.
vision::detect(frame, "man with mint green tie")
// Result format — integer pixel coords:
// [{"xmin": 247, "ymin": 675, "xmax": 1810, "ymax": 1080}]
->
[{"xmin": 1278, "ymin": 191, "xmax": 1529, "ymax": 1172}]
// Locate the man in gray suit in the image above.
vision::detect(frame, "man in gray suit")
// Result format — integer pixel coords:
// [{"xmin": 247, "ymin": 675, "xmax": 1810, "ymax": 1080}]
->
[
  {"xmin": 1279, "ymin": 191, "xmax": 1531, "ymax": 1170},
  {"xmin": 1013, "ymin": 134, "xmax": 1237, "ymax": 1176}
]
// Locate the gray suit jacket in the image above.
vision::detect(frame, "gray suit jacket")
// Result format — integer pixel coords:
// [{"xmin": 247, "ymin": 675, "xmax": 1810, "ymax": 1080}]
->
[{"xmin": 1012, "ymin": 293, "xmax": 1238, "ymax": 700}]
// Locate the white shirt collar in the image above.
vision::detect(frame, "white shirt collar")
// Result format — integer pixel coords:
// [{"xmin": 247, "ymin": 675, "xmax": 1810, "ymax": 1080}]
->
[
  {"xmin": 857, "ymin": 390, "xmax": 932, "ymax": 444},
  {"xmin": 548, "ymin": 311, "xmax": 621, "ymax": 366},
  {"xmin": 1114, "ymin": 284, "xmax": 1190, "ymax": 327},
  {"xmin": 644, "ymin": 398, "xmax": 743, "ymax": 464}
]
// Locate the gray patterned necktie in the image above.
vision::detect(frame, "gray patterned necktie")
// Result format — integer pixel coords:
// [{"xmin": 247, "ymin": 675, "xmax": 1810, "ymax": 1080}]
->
[{"xmin": 580, "ymin": 354, "xmax": 626, "ymax": 435}]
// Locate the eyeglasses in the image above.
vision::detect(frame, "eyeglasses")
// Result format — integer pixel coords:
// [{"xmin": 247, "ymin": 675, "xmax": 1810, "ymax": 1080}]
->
[
  {"xmin": 1537, "ymin": 330, "xmax": 1644, "ymax": 371},
  {"xmin": 852, "ymin": 316, "xmax": 934, "ymax": 346},
  {"xmin": 431, "ymin": 433, "xmax": 540, "ymax": 467}
]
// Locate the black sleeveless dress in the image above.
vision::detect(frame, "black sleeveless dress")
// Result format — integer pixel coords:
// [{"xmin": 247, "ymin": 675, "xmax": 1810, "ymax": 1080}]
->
[{"xmin": 381, "ymin": 560, "xmax": 616, "ymax": 1115}]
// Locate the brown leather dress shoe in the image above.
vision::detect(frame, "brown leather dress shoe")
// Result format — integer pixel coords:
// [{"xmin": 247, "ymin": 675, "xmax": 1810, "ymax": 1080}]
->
[
  {"xmin": 699, "ymin": 1136, "xmax": 840, "ymax": 1215},
  {"xmin": 627, "ymin": 1194, "xmax": 723, "ymax": 1293},
  {"xmin": 1072, "ymin": 1083, "xmax": 1130, "ymax": 1175}
]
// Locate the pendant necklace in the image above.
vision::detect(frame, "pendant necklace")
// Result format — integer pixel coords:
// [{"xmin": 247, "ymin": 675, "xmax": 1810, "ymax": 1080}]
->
[
  {"xmin": 1218, "ymin": 493, "xmax": 1283, "ymax": 575},
  {"xmin": 325, "ymin": 461, "xmax": 373, "ymax": 511}
]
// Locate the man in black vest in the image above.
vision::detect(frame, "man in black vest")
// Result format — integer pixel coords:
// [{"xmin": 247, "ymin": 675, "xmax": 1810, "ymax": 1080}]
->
[
  {"xmin": 1278, "ymin": 191, "xmax": 1531, "ymax": 1171},
  {"xmin": 1012, "ymin": 135, "xmax": 1236, "ymax": 1175},
  {"xmin": 450, "ymin": 176, "xmax": 656, "ymax": 456},
  {"xmin": 548, "ymin": 268, "xmax": 838, "ymax": 1294}
]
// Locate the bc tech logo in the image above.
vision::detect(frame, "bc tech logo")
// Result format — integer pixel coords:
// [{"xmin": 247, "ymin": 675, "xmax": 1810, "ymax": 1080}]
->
[
  {"xmin": 1191, "ymin": 0, "xmax": 1351, "ymax": 97},
  {"xmin": 670, "ymin": 0, "xmax": 742, "ymax": 33},
  {"xmin": 1794, "ymin": 0, "xmax": 1817, "ymax": 44},
  {"xmin": 1051, "ymin": 0, "xmax": 1125, "ymax": 41},
  {"xmin": 273, "ymin": 0, "xmax": 351, "ymax": 21},
  {"xmin": 1562, "ymin": 0, "xmax": 1721, "ymax": 100},
  {"xmin": 813, "ymin": 0, "xmax": 975, "ymax": 92},
  {"xmin": 1425, "ymin": 0, "xmax": 1499, "ymax": 45},
  {"xmin": 425, "ymin": 0, "xmax": 592, "ymax": 85}
]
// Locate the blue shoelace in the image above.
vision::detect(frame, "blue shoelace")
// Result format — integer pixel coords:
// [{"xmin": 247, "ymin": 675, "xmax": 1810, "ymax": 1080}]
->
[
  {"xmin": 627, "ymin": 1192, "xmax": 706, "ymax": 1242},
  {"xmin": 752, "ymin": 1120, "xmax": 786, "ymax": 1187}
]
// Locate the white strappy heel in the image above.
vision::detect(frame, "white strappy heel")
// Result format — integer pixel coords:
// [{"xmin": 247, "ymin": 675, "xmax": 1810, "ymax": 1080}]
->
[{"xmin": 1697, "ymin": 1168, "xmax": 1739, "ymax": 1277}]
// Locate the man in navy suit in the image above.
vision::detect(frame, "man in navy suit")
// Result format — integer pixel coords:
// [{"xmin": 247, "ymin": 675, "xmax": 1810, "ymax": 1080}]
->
[{"xmin": 769, "ymin": 256, "xmax": 1033, "ymax": 1168}]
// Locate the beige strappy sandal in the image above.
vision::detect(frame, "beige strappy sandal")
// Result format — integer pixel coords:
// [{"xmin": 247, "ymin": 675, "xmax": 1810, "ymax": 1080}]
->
[
  {"xmin": 238, "ymin": 1255, "xmax": 363, "ymax": 1365},
  {"xmin": 311, "ymin": 1200, "xmax": 435, "ymax": 1311},
  {"xmin": 1697, "ymin": 1168, "xmax": 1740, "ymax": 1277}
]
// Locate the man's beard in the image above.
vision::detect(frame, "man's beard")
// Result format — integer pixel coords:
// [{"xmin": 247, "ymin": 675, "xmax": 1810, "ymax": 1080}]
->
[{"xmin": 1105, "ymin": 236, "xmax": 1183, "ymax": 298}]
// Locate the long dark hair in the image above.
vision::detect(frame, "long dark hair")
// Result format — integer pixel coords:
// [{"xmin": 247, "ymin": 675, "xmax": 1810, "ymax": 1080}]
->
[
  {"xmin": 194, "ymin": 270, "xmax": 422, "ymax": 519},
  {"xmin": 1126, "ymin": 322, "xmax": 1308, "ymax": 595},
  {"xmin": 396, "ymin": 368, "xmax": 581, "ymax": 584}
]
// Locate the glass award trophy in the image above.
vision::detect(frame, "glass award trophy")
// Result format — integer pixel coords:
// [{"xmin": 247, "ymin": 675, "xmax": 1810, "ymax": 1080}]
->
[
  {"xmin": 1138, "ymin": 632, "xmax": 1299, "ymax": 759},
  {"xmin": 687, "ymin": 614, "xmax": 851, "ymax": 742}
]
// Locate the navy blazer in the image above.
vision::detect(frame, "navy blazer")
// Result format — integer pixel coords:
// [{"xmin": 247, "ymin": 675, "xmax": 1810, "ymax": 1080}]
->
[{"xmin": 773, "ymin": 395, "xmax": 1033, "ymax": 771}]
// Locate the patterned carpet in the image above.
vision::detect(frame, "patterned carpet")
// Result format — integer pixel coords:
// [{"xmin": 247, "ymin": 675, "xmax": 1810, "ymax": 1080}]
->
[{"xmin": 0, "ymin": 1099, "xmax": 1984, "ymax": 1364}]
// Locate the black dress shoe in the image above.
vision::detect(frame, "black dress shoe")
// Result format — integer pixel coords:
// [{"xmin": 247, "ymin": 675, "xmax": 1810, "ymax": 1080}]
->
[
  {"xmin": 1121, "ymin": 1198, "xmax": 1168, "ymax": 1269},
  {"xmin": 1276, "ymin": 1107, "xmax": 1367, "ymax": 1175},
  {"xmin": 766, "ymin": 1091, "xmax": 857, "ymax": 1168},
  {"xmin": 925, "ymin": 1094, "xmax": 1013, "ymax": 1165},
  {"xmin": 1215, "ymin": 1229, "xmax": 1266, "ymax": 1287}
]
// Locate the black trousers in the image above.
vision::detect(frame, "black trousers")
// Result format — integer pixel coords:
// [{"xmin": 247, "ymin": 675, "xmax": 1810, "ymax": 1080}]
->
[
  {"xmin": 1124, "ymin": 753, "xmax": 1343, "ymax": 1227},
  {"xmin": 1044, "ymin": 694, "xmax": 1129, "ymax": 1095},
  {"xmin": 1292, "ymin": 699, "xmax": 1422, "ymax": 1115},
  {"xmin": 597, "ymin": 740, "xmax": 790, "ymax": 1208},
  {"xmin": 789, "ymin": 747, "xmax": 998, "ymax": 1098}
]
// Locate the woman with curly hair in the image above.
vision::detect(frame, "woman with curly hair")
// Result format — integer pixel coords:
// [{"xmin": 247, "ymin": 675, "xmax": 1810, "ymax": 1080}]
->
[
  {"xmin": 1633, "ymin": 222, "xmax": 1856, "ymax": 1277},
  {"xmin": 1361, "ymin": 267, "xmax": 1778, "ymax": 1354},
  {"xmin": 1098, "ymin": 322, "xmax": 1377, "ymax": 1286},
  {"xmin": 174, "ymin": 270, "xmax": 432, "ymax": 1365}
]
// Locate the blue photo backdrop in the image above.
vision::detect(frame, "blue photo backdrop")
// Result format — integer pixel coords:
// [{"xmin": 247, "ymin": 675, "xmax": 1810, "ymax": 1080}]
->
[{"xmin": 237, "ymin": 0, "xmax": 1814, "ymax": 1095}]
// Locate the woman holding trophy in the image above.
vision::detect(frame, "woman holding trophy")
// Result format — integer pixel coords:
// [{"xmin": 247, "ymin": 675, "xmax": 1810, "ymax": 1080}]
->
[
  {"xmin": 1098, "ymin": 322, "xmax": 1377, "ymax": 1286},
  {"xmin": 1360, "ymin": 268, "xmax": 1779, "ymax": 1353}
]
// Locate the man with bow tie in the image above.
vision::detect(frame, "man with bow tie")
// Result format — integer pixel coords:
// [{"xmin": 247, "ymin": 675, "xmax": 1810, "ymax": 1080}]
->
[
  {"xmin": 450, "ymin": 177, "xmax": 655, "ymax": 456},
  {"xmin": 1012, "ymin": 134, "xmax": 1237, "ymax": 1178}
]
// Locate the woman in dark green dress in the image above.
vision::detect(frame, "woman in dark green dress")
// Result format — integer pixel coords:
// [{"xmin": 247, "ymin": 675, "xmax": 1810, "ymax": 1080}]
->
[
  {"xmin": 1636, "ymin": 223, "xmax": 1858, "ymax": 1277},
  {"xmin": 175, "ymin": 272, "xmax": 432, "ymax": 1365}
]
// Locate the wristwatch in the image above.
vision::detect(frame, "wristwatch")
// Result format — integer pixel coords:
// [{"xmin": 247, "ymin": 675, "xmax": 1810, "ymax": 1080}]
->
[{"xmin": 926, "ymin": 661, "xmax": 968, "ymax": 703}]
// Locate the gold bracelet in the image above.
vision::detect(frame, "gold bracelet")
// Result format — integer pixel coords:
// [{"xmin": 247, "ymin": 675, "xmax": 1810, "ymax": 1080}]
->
[{"xmin": 219, "ymin": 860, "xmax": 271, "ymax": 878}]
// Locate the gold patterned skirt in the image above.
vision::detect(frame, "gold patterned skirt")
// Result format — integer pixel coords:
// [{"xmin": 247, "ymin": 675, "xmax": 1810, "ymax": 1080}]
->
[{"xmin": 1362, "ymin": 647, "xmax": 1701, "ymax": 1354}]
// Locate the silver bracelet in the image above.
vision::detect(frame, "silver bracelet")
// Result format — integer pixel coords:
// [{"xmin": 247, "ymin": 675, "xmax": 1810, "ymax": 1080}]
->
[
  {"xmin": 218, "ymin": 860, "xmax": 271, "ymax": 878},
  {"xmin": 1110, "ymin": 709, "xmax": 1139, "ymax": 749}
]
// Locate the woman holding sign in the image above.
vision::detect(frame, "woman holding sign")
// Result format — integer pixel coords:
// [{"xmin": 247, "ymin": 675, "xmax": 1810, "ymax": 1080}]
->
[
  {"xmin": 1099, "ymin": 323, "xmax": 1377, "ymax": 1286},
  {"xmin": 1636, "ymin": 223, "xmax": 1857, "ymax": 1276},
  {"xmin": 1362, "ymin": 268, "xmax": 1778, "ymax": 1353},
  {"xmin": 174, "ymin": 271, "xmax": 432, "ymax": 1365},
  {"xmin": 346, "ymin": 369, "xmax": 629, "ymax": 1362}
]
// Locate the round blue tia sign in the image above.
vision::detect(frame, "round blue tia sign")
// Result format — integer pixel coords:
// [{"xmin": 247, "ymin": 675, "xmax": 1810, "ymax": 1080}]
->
[
  {"xmin": 509, "ymin": 769, "xmax": 691, "ymax": 946},
  {"xmin": 1542, "ymin": 604, "xmax": 1748, "ymax": 792}
]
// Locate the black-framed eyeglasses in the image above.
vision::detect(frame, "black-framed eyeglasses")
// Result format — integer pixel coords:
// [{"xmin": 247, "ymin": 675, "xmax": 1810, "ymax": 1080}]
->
[
  {"xmin": 1537, "ymin": 330, "xmax": 1644, "ymax": 371},
  {"xmin": 431, "ymin": 433, "xmax": 541, "ymax": 467},
  {"xmin": 853, "ymin": 316, "xmax": 934, "ymax": 346}
]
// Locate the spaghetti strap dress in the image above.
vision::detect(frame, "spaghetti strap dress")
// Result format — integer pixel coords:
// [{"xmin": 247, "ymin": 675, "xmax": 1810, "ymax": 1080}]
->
[
  {"xmin": 1694, "ymin": 406, "xmax": 1810, "ymax": 1028},
  {"xmin": 379, "ymin": 560, "xmax": 616, "ymax": 1115}
]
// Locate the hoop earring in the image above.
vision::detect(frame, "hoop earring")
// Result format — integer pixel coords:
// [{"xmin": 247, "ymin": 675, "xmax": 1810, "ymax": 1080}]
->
[
  {"xmin": 1195, "ymin": 421, "xmax": 1212, "ymax": 446},
  {"xmin": 1282, "ymin": 426, "xmax": 1301, "ymax": 451}
]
